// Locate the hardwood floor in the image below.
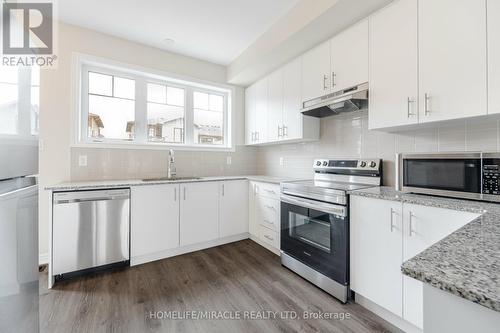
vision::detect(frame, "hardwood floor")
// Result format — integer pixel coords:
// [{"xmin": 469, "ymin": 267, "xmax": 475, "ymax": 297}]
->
[{"xmin": 40, "ymin": 240, "xmax": 401, "ymax": 333}]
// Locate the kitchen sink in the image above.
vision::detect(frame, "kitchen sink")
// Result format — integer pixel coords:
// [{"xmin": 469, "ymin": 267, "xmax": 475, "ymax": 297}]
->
[{"xmin": 142, "ymin": 176, "xmax": 202, "ymax": 182}]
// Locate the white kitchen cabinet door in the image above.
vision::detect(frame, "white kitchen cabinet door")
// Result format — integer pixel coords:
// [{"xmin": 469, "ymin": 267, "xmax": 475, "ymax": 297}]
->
[
  {"xmin": 402, "ymin": 203, "xmax": 480, "ymax": 329},
  {"xmin": 350, "ymin": 196, "xmax": 403, "ymax": 317},
  {"xmin": 219, "ymin": 180, "xmax": 249, "ymax": 238},
  {"xmin": 330, "ymin": 19, "xmax": 369, "ymax": 92},
  {"xmin": 283, "ymin": 57, "xmax": 303, "ymax": 140},
  {"xmin": 248, "ymin": 182, "xmax": 259, "ymax": 237},
  {"xmin": 488, "ymin": 0, "xmax": 500, "ymax": 114},
  {"xmin": 180, "ymin": 182, "xmax": 219, "ymax": 246},
  {"xmin": 131, "ymin": 184, "xmax": 180, "ymax": 257},
  {"xmin": 301, "ymin": 41, "xmax": 331, "ymax": 102},
  {"xmin": 245, "ymin": 84, "xmax": 257, "ymax": 145},
  {"xmin": 369, "ymin": 0, "xmax": 419, "ymax": 129},
  {"xmin": 418, "ymin": 0, "xmax": 487, "ymax": 123},
  {"xmin": 254, "ymin": 78, "xmax": 268, "ymax": 143},
  {"xmin": 267, "ymin": 69, "xmax": 284, "ymax": 142}
]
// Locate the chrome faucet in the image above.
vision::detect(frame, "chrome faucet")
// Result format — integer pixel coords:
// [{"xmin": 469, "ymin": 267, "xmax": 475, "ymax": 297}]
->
[{"xmin": 167, "ymin": 149, "xmax": 176, "ymax": 178}]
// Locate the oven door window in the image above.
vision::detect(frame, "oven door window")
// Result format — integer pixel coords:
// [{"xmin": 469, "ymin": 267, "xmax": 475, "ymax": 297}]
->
[{"xmin": 289, "ymin": 211, "xmax": 331, "ymax": 253}]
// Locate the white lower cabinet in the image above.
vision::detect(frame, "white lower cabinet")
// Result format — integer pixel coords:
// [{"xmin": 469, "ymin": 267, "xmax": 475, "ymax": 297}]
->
[
  {"xmin": 350, "ymin": 196, "xmax": 480, "ymax": 330},
  {"xmin": 131, "ymin": 180, "xmax": 249, "ymax": 265},
  {"xmin": 219, "ymin": 180, "xmax": 248, "ymax": 238},
  {"xmin": 249, "ymin": 181, "xmax": 281, "ymax": 253},
  {"xmin": 131, "ymin": 184, "xmax": 180, "ymax": 258},
  {"xmin": 180, "ymin": 182, "xmax": 219, "ymax": 246}
]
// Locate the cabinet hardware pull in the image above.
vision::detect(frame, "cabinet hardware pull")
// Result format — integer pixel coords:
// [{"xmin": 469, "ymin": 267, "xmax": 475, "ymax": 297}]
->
[
  {"xmin": 251, "ymin": 132, "xmax": 254, "ymax": 142},
  {"xmin": 278, "ymin": 125, "xmax": 282, "ymax": 138},
  {"xmin": 222, "ymin": 184, "xmax": 225, "ymax": 196},
  {"xmin": 409, "ymin": 211, "xmax": 415, "ymax": 236},
  {"xmin": 407, "ymin": 97, "xmax": 415, "ymax": 118},
  {"xmin": 174, "ymin": 187, "xmax": 177, "ymax": 201},
  {"xmin": 264, "ymin": 189, "xmax": 276, "ymax": 194},
  {"xmin": 424, "ymin": 93, "xmax": 431, "ymax": 115},
  {"xmin": 390, "ymin": 208, "xmax": 396, "ymax": 232},
  {"xmin": 323, "ymin": 74, "xmax": 328, "ymax": 90},
  {"xmin": 332, "ymin": 72, "xmax": 336, "ymax": 88},
  {"xmin": 264, "ymin": 235, "xmax": 274, "ymax": 241},
  {"xmin": 183, "ymin": 187, "xmax": 186, "ymax": 201},
  {"xmin": 263, "ymin": 219, "xmax": 274, "ymax": 225},
  {"xmin": 256, "ymin": 131, "xmax": 259, "ymax": 142},
  {"xmin": 265, "ymin": 205, "xmax": 275, "ymax": 210}
]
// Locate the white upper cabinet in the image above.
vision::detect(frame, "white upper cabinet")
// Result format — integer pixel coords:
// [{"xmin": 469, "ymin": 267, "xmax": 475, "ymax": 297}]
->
[
  {"xmin": 301, "ymin": 41, "xmax": 331, "ymax": 102},
  {"xmin": 282, "ymin": 57, "xmax": 303, "ymax": 140},
  {"xmin": 369, "ymin": 0, "xmax": 419, "ymax": 129},
  {"xmin": 330, "ymin": 19, "xmax": 369, "ymax": 92},
  {"xmin": 219, "ymin": 180, "xmax": 249, "ymax": 238},
  {"xmin": 267, "ymin": 69, "xmax": 284, "ymax": 142},
  {"xmin": 418, "ymin": 0, "xmax": 487, "ymax": 123},
  {"xmin": 254, "ymin": 78, "xmax": 268, "ymax": 144},
  {"xmin": 488, "ymin": 0, "xmax": 500, "ymax": 114}
]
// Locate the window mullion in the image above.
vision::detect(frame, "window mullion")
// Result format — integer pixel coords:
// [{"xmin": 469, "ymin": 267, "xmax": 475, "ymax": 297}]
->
[
  {"xmin": 134, "ymin": 77, "xmax": 147, "ymax": 144},
  {"xmin": 185, "ymin": 86, "xmax": 194, "ymax": 145}
]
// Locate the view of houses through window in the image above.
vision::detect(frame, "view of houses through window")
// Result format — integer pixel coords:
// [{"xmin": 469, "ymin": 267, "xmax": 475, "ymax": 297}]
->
[{"xmin": 83, "ymin": 64, "xmax": 229, "ymax": 148}]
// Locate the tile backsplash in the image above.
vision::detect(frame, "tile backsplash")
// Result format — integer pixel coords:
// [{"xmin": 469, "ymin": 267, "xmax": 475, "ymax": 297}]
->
[
  {"xmin": 256, "ymin": 110, "xmax": 500, "ymax": 186},
  {"xmin": 71, "ymin": 145, "xmax": 258, "ymax": 181}
]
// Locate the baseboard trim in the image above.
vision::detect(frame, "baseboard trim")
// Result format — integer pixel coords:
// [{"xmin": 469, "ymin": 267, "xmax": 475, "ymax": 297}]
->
[
  {"xmin": 355, "ymin": 293, "xmax": 422, "ymax": 333},
  {"xmin": 249, "ymin": 234, "xmax": 280, "ymax": 256},
  {"xmin": 131, "ymin": 233, "xmax": 250, "ymax": 266},
  {"xmin": 39, "ymin": 253, "xmax": 49, "ymax": 266}
]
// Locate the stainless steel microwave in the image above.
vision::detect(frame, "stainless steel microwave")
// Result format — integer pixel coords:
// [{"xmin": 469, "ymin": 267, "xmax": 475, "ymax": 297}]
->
[{"xmin": 396, "ymin": 152, "xmax": 500, "ymax": 202}]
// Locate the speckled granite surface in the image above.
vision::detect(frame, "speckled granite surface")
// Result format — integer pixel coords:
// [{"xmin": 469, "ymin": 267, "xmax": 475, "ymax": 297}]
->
[
  {"xmin": 45, "ymin": 175, "xmax": 293, "ymax": 191},
  {"xmin": 349, "ymin": 186, "xmax": 500, "ymax": 312}
]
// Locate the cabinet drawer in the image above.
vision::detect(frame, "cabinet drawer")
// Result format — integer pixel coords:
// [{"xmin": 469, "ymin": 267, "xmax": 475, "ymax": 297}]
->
[
  {"xmin": 256, "ymin": 196, "xmax": 280, "ymax": 231},
  {"xmin": 254, "ymin": 182, "xmax": 280, "ymax": 200},
  {"xmin": 259, "ymin": 225, "xmax": 279, "ymax": 249}
]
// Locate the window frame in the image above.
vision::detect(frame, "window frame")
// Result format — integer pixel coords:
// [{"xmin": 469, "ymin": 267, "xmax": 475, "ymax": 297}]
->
[{"xmin": 75, "ymin": 56, "xmax": 234, "ymax": 151}]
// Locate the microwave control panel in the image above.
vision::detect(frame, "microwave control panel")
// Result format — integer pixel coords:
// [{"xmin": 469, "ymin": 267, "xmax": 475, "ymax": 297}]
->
[{"xmin": 482, "ymin": 159, "xmax": 500, "ymax": 195}]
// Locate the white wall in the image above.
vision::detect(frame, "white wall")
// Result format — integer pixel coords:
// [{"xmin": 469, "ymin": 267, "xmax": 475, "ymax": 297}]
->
[
  {"xmin": 256, "ymin": 111, "xmax": 500, "ymax": 185},
  {"xmin": 38, "ymin": 22, "xmax": 255, "ymax": 261}
]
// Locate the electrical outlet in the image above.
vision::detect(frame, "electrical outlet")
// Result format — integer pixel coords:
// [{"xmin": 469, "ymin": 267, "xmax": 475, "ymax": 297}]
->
[
  {"xmin": 226, "ymin": 156, "xmax": 232, "ymax": 165},
  {"xmin": 279, "ymin": 157, "xmax": 284, "ymax": 166},
  {"xmin": 78, "ymin": 155, "xmax": 88, "ymax": 167}
]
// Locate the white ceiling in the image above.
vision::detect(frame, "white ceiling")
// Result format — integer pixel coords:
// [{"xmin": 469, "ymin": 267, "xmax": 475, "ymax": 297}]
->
[{"xmin": 57, "ymin": 0, "xmax": 300, "ymax": 65}]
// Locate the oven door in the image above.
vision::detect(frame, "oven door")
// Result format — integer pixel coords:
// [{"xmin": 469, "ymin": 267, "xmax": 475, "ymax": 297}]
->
[
  {"xmin": 280, "ymin": 194, "xmax": 348, "ymax": 285},
  {"xmin": 400, "ymin": 153, "xmax": 481, "ymax": 199}
]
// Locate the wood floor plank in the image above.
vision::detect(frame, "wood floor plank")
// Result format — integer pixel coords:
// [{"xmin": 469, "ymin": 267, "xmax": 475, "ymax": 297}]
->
[{"xmin": 40, "ymin": 240, "xmax": 402, "ymax": 333}]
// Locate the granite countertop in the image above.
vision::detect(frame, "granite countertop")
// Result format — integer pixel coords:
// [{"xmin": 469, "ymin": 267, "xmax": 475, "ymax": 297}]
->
[
  {"xmin": 348, "ymin": 186, "xmax": 500, "ymax": 312},
  {"xmin": 45, "ymin": 175, "xmax": 294, "ymax": 191}
]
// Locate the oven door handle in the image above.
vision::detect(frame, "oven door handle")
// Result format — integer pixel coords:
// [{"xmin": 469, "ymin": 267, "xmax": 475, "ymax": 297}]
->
[{"xmin": 280, "ymin": 194, "xmax": 347, "ymax": 217}]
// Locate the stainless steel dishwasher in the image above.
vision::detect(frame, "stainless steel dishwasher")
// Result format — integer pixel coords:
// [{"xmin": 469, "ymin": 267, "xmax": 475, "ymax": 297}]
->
[{"xmin": 52, "ymin": 189, "xmax": 130, "ymax": 280}]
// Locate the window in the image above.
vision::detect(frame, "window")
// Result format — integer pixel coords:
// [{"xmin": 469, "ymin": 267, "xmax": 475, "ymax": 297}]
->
[
  {"xmin": 87, "ymin": 72, "xmax": 135, "ymax": 141},
  {"xmin": 0, "ymin": 65, "xmax": 39, "ymax": 137},
  {"xmin": 79, "ymin": 62, "xmax": 231, "ymax": 150}
]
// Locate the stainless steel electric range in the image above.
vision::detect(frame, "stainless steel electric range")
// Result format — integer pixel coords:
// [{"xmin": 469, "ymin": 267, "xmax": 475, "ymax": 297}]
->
[{"xmin": 280, "ymin": 158, "xmax": 382, "ymax": 303}]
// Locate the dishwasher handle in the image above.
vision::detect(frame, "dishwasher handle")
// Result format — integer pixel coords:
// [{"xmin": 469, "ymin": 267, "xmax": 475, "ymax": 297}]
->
[{"xmin": 54, "ymin": 189, "xmax": 130, "ymax": 205}]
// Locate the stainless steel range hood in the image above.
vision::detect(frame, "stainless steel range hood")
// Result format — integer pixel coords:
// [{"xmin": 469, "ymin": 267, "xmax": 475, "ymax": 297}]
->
[{"xmin": 301, "ymin": 82, "xmax": 368, "ymax": 118}]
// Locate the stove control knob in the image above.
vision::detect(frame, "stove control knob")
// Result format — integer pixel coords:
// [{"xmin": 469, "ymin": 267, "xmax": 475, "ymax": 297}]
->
[
  {"xmin": 323, "ymin": 161, "xmax": 328, "ymax": 166},
  {"xmin": 316, "ymin": 161, "xmax": 322, "ymax": 166},
  {"xmin": 360, "ymin": 161, "xmax": 367, "ymax": 167},
  {"xmin": 370, "ymin": 161, "xmax": 377, "ymax": 168}
]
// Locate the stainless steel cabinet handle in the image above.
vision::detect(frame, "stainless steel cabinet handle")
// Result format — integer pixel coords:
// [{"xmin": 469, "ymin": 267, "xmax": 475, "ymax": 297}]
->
[
  {"xmin": 424, "ymin": 93, "xmax": 431, "ymax": 115},
  {"xmin": 183, "ymin": 187, "xmax": 186, "ymax": 200},
  {"xmin": 174, "ymin": 187, "xmax": 177, "ymax": 201},
  {"xmin": 323, "ymin": 74, "xmax": 328, "ymax": 90},
  {"xmin": 263, "ymin": 219, "xmax": 274, "ymax": 225},
  {"xmin": 222, "ymin": 184, "xmax": 225, "ymax": 196},
  {"xmin": 256, "ymin": 131, "xmax": 259, "ymax": 142},
  {"xmin": 278, "ymin": 125, "xmax": 282, "ymax": 138},
  {"xmin": 264, "ymin": 235, "xmax": 274, "ymax": 241},
  {"xmin": 390, "ymin": 208, "xmax": 396, "ymax": 232},
  {"xmin": 332, "ymin": 72, "xmax": 336, "ymax": 88},
  {"xmin": 264, "ymin": 205, "xmax": 275, "ymax": 211},
  {"xmin": 407, "ymin": 97, "xmax": 415, "ymax": 118},
  {"xmin": 409, "ymin": 211, "xmax": 415, "ymax": 236},
  {"xmin": 264, "ymin": 189, "xmax": 276, "ymax": 194},
  {"xmin": 251, "ymin": 132, "xmax": 254, "ymax": 142}
]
